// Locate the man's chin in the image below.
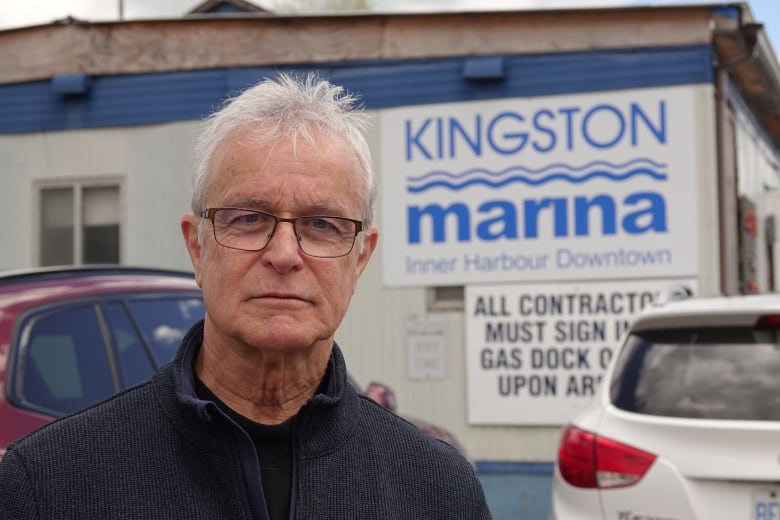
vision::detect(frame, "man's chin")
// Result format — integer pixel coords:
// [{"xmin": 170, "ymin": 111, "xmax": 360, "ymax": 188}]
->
[{"xmin": 242, "ymin": 326, "xmax": 329, "ymax": 353}]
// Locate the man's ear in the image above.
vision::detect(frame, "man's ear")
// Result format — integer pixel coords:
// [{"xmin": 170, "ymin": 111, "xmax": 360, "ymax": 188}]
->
[
  {"xmin": 354, "ymin": 225, "xmax": 378, "ymax": 282},
  {"xmin": 181, "ymin": 214, "xmax": 204, "ymax": 288}
]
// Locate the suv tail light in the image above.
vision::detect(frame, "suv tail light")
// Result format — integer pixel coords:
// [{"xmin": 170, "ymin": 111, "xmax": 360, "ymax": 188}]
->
[
  {"xmin": 557, "ymin": 424, "xmax": 656, "ymax": 489},
  {"xmin": 755, "ymin": 315, "xmax": 780, "ymax": 329}
]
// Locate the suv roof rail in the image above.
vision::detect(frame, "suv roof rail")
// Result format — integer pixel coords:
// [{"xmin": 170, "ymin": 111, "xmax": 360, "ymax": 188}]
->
[{"xmin": 653, "ymin": 283, "xmax": 695, "ymax": 307}]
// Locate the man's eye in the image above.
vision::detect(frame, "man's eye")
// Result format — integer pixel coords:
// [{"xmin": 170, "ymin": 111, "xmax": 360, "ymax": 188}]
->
[
  {"xmin": 310, "ymin": 218, "xmax": 335, "ymax": 230},
  {"xmin": 235, "ymin": 213, "xmax": 261, "ymax": 225}
]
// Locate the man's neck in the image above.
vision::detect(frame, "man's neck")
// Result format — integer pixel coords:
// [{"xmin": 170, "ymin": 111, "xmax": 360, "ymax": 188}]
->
[{"xmin": 194, "ymin": 335, "xmax": 332, "ymax": 425}]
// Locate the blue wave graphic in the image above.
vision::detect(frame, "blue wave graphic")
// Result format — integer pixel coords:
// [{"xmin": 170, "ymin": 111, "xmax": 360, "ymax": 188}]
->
[
  {"xmin": 406, "ymin": 158, "xmax": 666, "ymax": 182},
  {"xmin": 406, "ymin": 158, "xmax": 667, "ymax": 193},
  {"xmin": 407, "ymin": 169, "xmax": 665, "ymax": 193}
]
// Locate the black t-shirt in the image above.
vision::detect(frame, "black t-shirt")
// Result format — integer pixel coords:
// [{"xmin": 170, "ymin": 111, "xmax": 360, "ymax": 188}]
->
[{"xmin": 194, "ymin": 376, "xmax": 292, "ymax": 520}]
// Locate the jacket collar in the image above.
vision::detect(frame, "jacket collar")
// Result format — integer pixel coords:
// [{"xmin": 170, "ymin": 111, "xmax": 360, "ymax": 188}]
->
[{"xmin": 154, "ymin": 320, "xmax": 360, "ymax": 457}]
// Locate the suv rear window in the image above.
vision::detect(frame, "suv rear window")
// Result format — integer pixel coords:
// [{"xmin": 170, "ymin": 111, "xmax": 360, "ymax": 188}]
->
[{"xmin": 609, "ymin": 327, "xmax": 780, "ymax": 420}]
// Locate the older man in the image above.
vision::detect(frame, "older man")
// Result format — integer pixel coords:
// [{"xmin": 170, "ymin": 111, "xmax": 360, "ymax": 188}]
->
[{"xmin": 0, "ymin": 74, "xmax": 492, "ymax": 520}]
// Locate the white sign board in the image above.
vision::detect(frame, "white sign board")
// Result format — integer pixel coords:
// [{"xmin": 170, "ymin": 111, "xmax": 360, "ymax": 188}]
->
[
  {"xmin": 465, "ymin": 279, "xmax": 697, "ymax": 424},
  {"xmin": 406, "ymin": 313, "xmax": 448, "ymax": 380},
  {"xmin": 380, "ymin": 86, "xmax": 701, "ymax": 287}
]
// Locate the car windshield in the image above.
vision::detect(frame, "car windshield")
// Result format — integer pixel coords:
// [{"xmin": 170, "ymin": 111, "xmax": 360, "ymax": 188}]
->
[{"xmin": 609, "ymin": 326, "xmax": 780, "ymax": 420}]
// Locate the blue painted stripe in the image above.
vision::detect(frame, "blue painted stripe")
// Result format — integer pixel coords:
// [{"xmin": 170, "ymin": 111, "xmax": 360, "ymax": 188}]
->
[
  {"xmin": 476, "ymin": 461, "xmax": 555, "ymax": 475},
  {"xmin": 711, "ymin": 5, "xmax": 740, "ymax": 20},
  {"xmin": 0, "ymin": 44, "xmax": 713, "ymax": 134}
]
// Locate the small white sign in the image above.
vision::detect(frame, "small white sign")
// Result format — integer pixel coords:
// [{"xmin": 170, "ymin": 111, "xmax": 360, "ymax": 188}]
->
[{"xmin": 406, "ymin": 313, "xmax": 448, "ymax": 380}]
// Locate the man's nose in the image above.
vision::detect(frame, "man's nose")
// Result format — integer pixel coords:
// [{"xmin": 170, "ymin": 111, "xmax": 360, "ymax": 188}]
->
[
  {"xmin": 267, "ymin": 221, "xmax": 301, "ymax": 248},
  {"xmin": 261, "ymin": 221, "xmax": 304, "ymax": 270}
]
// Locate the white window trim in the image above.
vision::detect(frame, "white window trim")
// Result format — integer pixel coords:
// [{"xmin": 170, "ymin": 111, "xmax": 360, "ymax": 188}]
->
[{"xmin": 33, "ymin": 177, "xmax": 124, "ymax": 266}]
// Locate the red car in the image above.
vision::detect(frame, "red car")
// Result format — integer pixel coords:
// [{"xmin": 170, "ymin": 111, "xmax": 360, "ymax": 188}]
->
[
  {"xmin": 0, "ymin": 266, "xmax": 467, "ymax": 460},
  {"xmin": 0, "ymin": 266, "xmax": 204, "ymax": 460}
]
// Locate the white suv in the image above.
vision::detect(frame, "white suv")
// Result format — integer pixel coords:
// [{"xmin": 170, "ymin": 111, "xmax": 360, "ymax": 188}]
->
[{"xmin": 550, "ymin": 293, "xmax": 780, "ymax": 520}]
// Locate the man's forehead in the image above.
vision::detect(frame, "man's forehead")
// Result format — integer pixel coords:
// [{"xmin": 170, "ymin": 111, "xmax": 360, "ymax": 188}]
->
[{"xmin": 205, "ymin": 130, "xmax": 365, "ymax": 214}]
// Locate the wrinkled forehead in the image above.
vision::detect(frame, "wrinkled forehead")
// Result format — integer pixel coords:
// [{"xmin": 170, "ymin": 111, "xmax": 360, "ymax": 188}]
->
[
  {"xmin": 211, "ymin": 125, "xmax": 363, "ymax": 174},
  {"xmin": 206, "ymin": 128, "xmax": 367, "ymax": 213}
]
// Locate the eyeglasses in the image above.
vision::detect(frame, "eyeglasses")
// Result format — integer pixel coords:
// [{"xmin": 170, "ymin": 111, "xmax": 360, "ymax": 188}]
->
[{"xmin": 200, "ymin": 208, "xmax": 363, "ymax": 258}]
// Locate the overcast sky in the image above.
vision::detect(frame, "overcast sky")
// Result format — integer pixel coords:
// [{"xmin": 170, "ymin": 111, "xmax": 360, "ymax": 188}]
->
[{"xmin": 0, "ymin": 0, "xmax": 777, "ymax": 56}]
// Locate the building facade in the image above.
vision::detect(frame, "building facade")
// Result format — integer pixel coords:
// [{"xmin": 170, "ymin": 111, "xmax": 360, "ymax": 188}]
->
[{"xmin": 1, "ymin": 3, "xmax": 779, "ymax": 517}]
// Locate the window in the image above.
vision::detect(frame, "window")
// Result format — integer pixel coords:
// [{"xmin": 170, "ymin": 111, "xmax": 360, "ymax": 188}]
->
[
  {"xmin": 39, "ymin": 182, "xmax": 121, "ymax": 266},
  {"xmin": 104, "ymin": 302, "xmax": 157, "ymax": 388},
  {"xmin": 126, "ymin": 297, "xmax": 205, "ymax": 365},
  {"xmin": 18, "ymin": 304, "xmax": 116, "ymax": 416},
  {"xmin": 13, "ymin": 293, "xmax": 204, "ymax": 416},
  {"xmin": 610, "ymin": 326, "xmax": 780, "ymax": 420},
  {"xmin": 104, "ymin": 296, "xmax": 204, "ymax": 387},
  {"xmin": 426, "ymin": 286, "xmax": 465, "ymax": 312}
]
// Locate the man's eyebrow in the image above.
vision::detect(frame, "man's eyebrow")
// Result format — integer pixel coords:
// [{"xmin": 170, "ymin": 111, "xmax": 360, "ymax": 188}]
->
[
  {"xmin": 221, "ymin": 197, "xmax": 269, "ymax": 209},
  {"xmin": 221, "ymin": 198, "xmax": 350, "ymax": 216},
  {"xmin": 304, "ymin": 201, "xmax": 351, "ymax": 215}
]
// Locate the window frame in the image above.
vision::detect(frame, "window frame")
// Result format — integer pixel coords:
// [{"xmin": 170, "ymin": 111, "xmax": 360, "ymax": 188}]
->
[
  {"xmin": 34, "ymin": 178, "xmax": 124, "ymax": 266},
  {"xmin": 6, "ymin": 290, "xmax": 203, "ymax": 418},
  {"xmin": 7, "ymin": 298, "xmax": 120, "ymax": 417}
]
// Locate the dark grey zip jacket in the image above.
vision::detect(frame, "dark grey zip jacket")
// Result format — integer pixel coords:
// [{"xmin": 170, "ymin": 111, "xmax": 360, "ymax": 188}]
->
[{"xmin": 0, "ymin": 322, "xmax": 492, "ymax": 519}]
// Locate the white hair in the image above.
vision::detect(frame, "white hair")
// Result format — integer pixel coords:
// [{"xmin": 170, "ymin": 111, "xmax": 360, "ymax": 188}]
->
[{"xmin": 192, "ymin": 73, "xmax": 376, "ymax": 227}]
